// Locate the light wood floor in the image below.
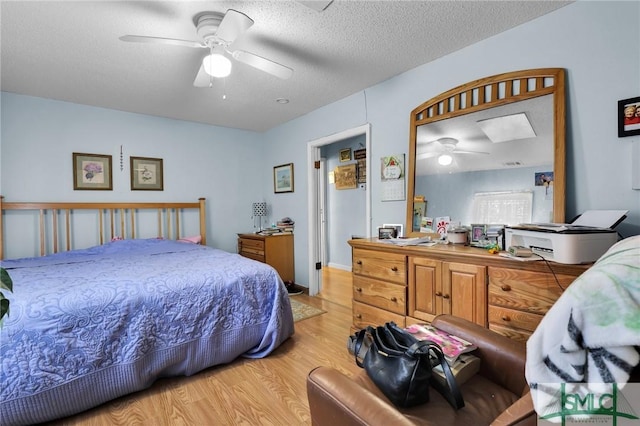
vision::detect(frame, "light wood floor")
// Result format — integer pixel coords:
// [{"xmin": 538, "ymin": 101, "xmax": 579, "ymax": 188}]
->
[{"xmin": 47, "ymin": 267, "xmax": 355, "ymax": 425}]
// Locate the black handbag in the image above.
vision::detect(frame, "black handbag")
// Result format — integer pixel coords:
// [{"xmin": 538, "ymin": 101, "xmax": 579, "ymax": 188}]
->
[{"xmin": 353, "ymin": 322, "xmax": 464, "ymax": 409}]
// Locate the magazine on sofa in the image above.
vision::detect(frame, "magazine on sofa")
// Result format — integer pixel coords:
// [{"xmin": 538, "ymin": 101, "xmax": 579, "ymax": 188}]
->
[{"xmin": 404, "ymin": 323, "xmax": 477, "ymax": 364}]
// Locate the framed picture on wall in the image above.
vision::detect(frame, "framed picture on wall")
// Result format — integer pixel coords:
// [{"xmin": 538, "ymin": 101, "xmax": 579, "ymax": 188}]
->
[
  {"xmin": 339, "ymin": 148, "xmax": 352, "ymax": 162},
  {"xmin": 618, "ymin": 96, "xmax": 640, "ymax": 137},
  {"xmin": 130, "ymin": 156, "xmax": 164, "ymax": 190},
  {"xmin": 274, "ymin": 163, "xmax": 294, "ymax": 193},
  {"xmin": 72, "ymin": 152, "xmax": 113, "ymax": 190}
]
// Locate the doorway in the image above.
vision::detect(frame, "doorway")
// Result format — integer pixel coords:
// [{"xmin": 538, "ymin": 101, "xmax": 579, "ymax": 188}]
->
[{"xmin": 307, "ymin": 124, "xmax": 372, "ymax": 296}]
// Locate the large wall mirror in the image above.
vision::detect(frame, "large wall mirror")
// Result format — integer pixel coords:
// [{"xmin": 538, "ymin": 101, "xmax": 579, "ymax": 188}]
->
[{"xmin": 406, "ymin": 68, "xmax": 566, "ymax": 235}]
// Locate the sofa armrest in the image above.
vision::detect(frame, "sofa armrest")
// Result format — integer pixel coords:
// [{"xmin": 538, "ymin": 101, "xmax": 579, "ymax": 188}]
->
[
  {"xmin": 490, "ymin": 392, "xmax": 536, "ymax": 426},
  {"xmin": 307, "ymin": 366, "xmax": 423, "ymax": 426},
  {"xmin": 432, "ymin": 315, "xmax": 527, "ymax": 396}
]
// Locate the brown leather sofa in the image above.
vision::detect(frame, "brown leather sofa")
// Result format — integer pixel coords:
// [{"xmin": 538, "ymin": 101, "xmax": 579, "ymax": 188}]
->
[{"xmin": 306, "ymin": 315, "xmax": 536, "ymax": 426}]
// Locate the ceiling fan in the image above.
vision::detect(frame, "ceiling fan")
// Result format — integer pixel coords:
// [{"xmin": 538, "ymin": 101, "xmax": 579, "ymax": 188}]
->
[
  {"xmin": 119, "ymin": 9, "xmax": 293, "ymax": 87},
  {"xmin": 416, "ymin": 137, "xmax": 489, "ymax": 165}
]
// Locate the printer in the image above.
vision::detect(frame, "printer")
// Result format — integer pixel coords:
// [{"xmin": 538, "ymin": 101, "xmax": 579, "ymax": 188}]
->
[{"xmin": 504, "ymin": 210, "xmax": 627, "ymax": 264}]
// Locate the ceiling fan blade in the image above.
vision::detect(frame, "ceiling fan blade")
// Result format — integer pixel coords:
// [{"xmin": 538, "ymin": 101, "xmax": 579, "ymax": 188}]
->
[
  {"xmin": 231, "ymin": 50, "xmax": 293, "ymax": 79},
  {"xmin": 216, "ymin": 9, "xmax": 254, "ymax": 44},
  {"xmin": 119, "ymin": 35, "xmax": 205, "ymax": 49},
  {"xmin": 455, "ymin": 150, "xmax": 490, "ymax": 155},
  {"xmin": 193, "ymin": 63, "xmax": 213, "ymax": 88}
]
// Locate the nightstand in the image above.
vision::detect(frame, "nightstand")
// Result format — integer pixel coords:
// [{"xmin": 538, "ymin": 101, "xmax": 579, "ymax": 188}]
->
[{"xmin": 237, "ymin": 233, "xmax": 295, "ymax": 284}]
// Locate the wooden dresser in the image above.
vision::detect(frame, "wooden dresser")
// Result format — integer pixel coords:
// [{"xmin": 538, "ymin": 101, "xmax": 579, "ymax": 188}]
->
[
  {"xmin": 238, "ymin": 233, "xmax": 295, "ymax": 283},
  {"xmin": 349, "ymin": 238, "xmax": 590, "ymax": 341}
]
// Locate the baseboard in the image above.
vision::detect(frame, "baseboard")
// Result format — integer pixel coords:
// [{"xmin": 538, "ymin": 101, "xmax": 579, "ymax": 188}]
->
[{"xmin": 327, "ymin": 262, "xmax": 352, "ymax": 272}]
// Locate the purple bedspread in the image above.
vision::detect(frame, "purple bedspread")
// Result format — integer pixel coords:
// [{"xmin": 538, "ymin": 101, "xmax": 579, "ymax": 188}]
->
[{"xmin": 0, "ymin": 239, "xmax": 294, "ymax": 425}]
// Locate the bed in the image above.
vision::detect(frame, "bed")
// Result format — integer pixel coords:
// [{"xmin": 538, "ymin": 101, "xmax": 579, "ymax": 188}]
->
[{"xmin": 0, "ymin": 198, "xmax": 295, "ymax": 425}]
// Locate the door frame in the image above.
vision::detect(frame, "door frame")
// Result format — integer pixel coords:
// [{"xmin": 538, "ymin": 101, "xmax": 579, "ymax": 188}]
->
[{"xmin": 307, "ymin": 124, "xmax": 372, "ymax": 296}]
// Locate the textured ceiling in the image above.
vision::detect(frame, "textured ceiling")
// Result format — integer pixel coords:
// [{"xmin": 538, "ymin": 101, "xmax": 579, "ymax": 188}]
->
[{"xmin": 0, "ymin": 1, "xmax": 571, "ymax": 132}]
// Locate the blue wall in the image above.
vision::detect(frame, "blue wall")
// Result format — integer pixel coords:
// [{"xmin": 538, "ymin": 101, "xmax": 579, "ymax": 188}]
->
[
  {"xmin": 0, "ymin": 94, "xmax": 264, "ymax": 258},
  {"xmin": 321, "ymin": 134, "xmax": 367, "ymax": 269},
  {"xmin": 2, "ymin": 2, "xmax": 638, "ymax": 285}
]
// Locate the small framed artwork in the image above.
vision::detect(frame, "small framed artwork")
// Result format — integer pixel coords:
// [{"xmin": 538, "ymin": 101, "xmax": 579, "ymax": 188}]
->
[
  {"xmin": 378, "ymin": 227, "xmax": 397, "ymax": 239},
  {"xmin": 130, "ymin": 156, "xmax": 163, "ymax": 191},
  {"xmin": 339, "ymin": 148, "xmax": 352, "ymax": 162},
  {"xmin": 334, "ymin": 164, "xmax": 357, "ymax": 190},
  {"xmin": 73, "ymin": 152, "xmax": 113, "ymax": 190},
  {"xmin": 618, "ymin": 96, "xmax": 640, "ymax": 137},
  {"xmin": 274, "ymin": 163, "xmax": 294, "ymax": 193},
  {"xmin": 471, "ymin": 224, "xmax": 487, "ymax": 243},
  {"xmin": 383, "ymin": 223, "xmax": 404, "ymax": 238}
]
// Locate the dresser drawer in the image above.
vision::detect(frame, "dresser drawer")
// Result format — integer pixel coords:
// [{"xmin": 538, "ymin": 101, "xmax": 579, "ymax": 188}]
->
[
  {"xmin": 353, "ymin": 300, "xmax": 406, "ymax": 329},
  {"xmin": 240, "ymin": 251, "xmax": 265, "ymax": 263},
  {"xmin": 353, "ymin": 275, "xmax": 406, "ymax": 315},
  {"xmin": 488, "ymin": 267, "xmax": 566, "ymax": 315},
  {"xmin": 239, "ymin": 238, "xmax": 265, "ymax": 253},
  {"xmin": 352, "ymin": 249, "xmax": 406, "ymax": 285},
  {"xmin": 488, "ymin": 305, "xmax": 543, "ymax": 333},
  {"xmin": 488, "ymin": 322, "xmax": 533, "ymax": 342}
]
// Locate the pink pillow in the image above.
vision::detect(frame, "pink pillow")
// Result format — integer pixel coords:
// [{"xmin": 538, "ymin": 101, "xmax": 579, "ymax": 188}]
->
[{"xmin": 178, "ymin": 235, "xmax": 202, "ymax": 244}]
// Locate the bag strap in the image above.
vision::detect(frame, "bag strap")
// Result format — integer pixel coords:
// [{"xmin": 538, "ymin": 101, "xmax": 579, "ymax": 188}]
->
[
  {"xmin": 428, "ymin": 344, "xmax": 465, "ymax": 410},
  {"xmin": 354, "ymin": 326, "xmax": 375, "ymax": 368}
]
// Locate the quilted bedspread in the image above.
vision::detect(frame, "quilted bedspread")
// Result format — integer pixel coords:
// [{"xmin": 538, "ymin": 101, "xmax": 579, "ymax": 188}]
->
[{"xmin": 0, "ymin": 239, "xmax": 295, "ymax": 425}]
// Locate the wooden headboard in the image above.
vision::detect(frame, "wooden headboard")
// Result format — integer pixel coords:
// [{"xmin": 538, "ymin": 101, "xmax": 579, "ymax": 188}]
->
[{"xmin": 0, "ymin": 197, "xmax": 206, "ymax": 259}]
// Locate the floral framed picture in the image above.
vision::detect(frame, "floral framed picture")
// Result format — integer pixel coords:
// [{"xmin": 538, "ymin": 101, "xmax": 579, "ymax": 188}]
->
[
  {"xmin": 73, "ymin": 152, "xmax": 113, "ymax": 190},
  {"xmin": 130, "ymin": 156, "xmax": 163, "ymax": 191},
  {"xmin": 618, "ymin": 96, "xmax": 640, "ymax": 137},
  {"xmin": 274, "ymin": 163, "xmax": 294, "ymax": 193}
]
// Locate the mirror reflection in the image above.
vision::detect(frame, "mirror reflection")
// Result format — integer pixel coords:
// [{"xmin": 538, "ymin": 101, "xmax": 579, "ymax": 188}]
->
[{"xmin": 413, "ymin": 95, "xmax": 554, "ymax": 230}]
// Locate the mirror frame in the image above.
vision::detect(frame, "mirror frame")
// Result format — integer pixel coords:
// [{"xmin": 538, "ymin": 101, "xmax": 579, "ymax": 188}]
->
[{"xmin": 406, "ymin": 68, "xmax": 566, "ymax": 235}]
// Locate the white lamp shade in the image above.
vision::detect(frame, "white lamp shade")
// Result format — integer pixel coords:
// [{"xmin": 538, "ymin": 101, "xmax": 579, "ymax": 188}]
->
[
  {"xmin": 438, "ymin": 154, "xmax": 453, "ymax": 166},
  {"xmin": 203, "ymin": 54, "xmax": 232, "ymax": 78}
]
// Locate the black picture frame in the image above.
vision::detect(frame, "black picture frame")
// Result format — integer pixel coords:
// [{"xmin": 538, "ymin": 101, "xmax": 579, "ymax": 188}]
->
[
  {"xmin": 377, "ymin": 227, "xmax": 397, "ymax": 239},
  {"xmin": 618, "ymin": 96, "xmax": 640, "ymax": 137}
]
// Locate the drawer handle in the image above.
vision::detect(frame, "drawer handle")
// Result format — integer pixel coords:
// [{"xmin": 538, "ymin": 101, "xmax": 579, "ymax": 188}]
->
[
  {"xmin": 501, "ymin": 285, "xmax": 511, "ymax": 291},
  {"xmin": 502, "ymin": 316, "xmax": 511, "ymax": 322},
  {"xmin": 390, "ymin": 297, "xmax": 397, "ymax": 302},
  {"xmin": 391, "ymin": 266, "xmax": 398, "ymax": 272},
  {"xmin": 355, "ymin": 287, "xmax": 362, "ymax": 292},
  {"xmin": 435, "ymin": 291, "xmax": 443, "ymax": 297},
  {"xmin": 356, "ymin": 314, "xmax": 362, "ymax": 319},
  {"xmin": 356, "ymin": 260, "xmax": 363, "ymax": 265},
  {"xmin": 442, "ymin": 294, "xmax": 450, "ymax": 299}
]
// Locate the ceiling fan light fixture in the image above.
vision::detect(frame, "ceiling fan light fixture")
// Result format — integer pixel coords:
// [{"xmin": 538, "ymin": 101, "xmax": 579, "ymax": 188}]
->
[
  {"xmin": 203, "ymin": 54, "xmax": 232, "ymax": 78},
  {"xmin": 438, "ymin": 154, "xmax": 453, "ymax": 166}
]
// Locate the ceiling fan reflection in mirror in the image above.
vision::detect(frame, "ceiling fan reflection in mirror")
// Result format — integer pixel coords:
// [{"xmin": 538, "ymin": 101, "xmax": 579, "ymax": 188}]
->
[
  {"xmin": 416, "ymin": 137, "xmax": 489, "ymax": 166},
  {"xmin": 119, "ymin": 9, "xmax": 293, "ymax": 88}
]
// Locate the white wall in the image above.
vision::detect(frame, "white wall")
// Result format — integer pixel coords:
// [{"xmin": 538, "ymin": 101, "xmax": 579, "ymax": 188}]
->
[
  {"xmin": 2, "ymin": 2, "xmax": 638, "ymax": 285},
  {"xmin": 0, "ymin": 93, "xmax": 265, "ymax": 257},
  {"xmin": 262, "ymin": 1, "xmax": 640, "ymax": 287}
]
